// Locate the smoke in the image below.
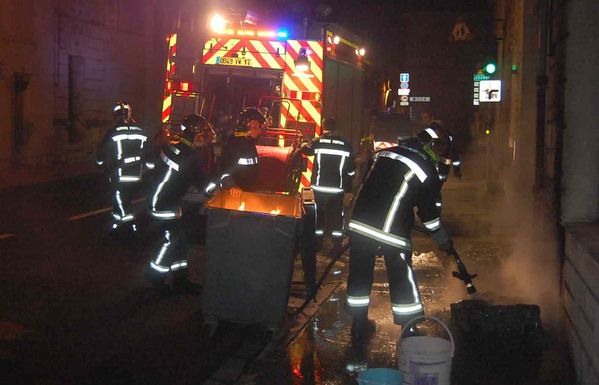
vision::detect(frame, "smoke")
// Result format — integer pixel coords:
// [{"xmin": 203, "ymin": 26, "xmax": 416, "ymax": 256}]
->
[
  {"xmin": 491, "ymin": 195, "xmax": 562, "ymax": 327},
  {"xmin": 479, "ymin": 172, "xmax": 563, "ymax": 328},
  {"xmin": 438, "ymin": 143, "xmax": 562, "ymax": 328}
]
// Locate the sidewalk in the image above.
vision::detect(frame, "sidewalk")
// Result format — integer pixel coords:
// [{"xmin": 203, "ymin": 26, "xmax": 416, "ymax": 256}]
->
[{"xmin": 231, "ymin": 175, "xmax": 574, "ymax": 384}]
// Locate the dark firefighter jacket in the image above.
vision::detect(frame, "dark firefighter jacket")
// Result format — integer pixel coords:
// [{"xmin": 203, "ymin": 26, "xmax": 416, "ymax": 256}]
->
[
  {"xmin": 96, "ymin": 125, "xmax": 149, "ymax": 183},
  {"xmin": 437, "ymin": 132, "xmax": 461, "ymax": 181},
  {"xmin": 349, "ymin": 139, "xmax": 443, "ymax": 251},
  {"xmin": 303, "ymin": 134, "xmax": 355, "ymax": 194},
  {"xmin": 220, "ymin": 133, "xmax": 259, "ymax": 191},
  {"xmin": 150, "ymin": 140, "xmax": 208, "ymax": 219}
]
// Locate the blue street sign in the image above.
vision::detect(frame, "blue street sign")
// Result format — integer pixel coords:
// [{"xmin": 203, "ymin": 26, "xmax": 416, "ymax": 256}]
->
[{"xmin": 400, "ymin": 73, "xmax": 410, "ymax": 83}]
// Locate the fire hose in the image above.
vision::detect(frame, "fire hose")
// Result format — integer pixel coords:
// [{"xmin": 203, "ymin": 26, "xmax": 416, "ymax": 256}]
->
[{"xmin": 414, "ymin": 225, "xmax": 478, "ymax": 294}]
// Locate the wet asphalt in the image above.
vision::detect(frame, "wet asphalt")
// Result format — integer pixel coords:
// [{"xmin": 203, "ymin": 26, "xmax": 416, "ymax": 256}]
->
[{"xmin": 0, "ymin": 169, "xmax": 575, "ymax": 384}]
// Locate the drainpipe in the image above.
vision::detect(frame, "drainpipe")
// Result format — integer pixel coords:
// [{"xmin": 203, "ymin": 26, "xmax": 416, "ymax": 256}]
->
[
  {"xmin": 12, "ymin": 72, "xmax": 31, "ymax": 167},
  {"xmin": 534, "ymin": 0, "xmax": 550, "ymax": 189}
]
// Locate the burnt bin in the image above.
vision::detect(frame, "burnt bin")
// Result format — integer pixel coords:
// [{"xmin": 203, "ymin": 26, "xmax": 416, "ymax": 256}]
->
[{"xmin": 450, "ymin": 299, "xmax": 547, "ymax": 384}]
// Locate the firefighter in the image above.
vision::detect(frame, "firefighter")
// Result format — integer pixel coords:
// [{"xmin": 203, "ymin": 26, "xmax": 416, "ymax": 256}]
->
[
  {"xmin": 219, "ymin": 107, "xmax": 265, "ymax": 192},
  {"xmin": 428, "ymin": 120, "xmax": 462, "ymax": 182},
  {"xmin": 345, "ymin": 124, "xmax": 455, "ymax": 339},
  {"xmin": 96, "ymin": 101, "xmax": 150, "ymax": 240},
  {"xmin": 146, "ymin": 114, "xmax": 212, "ymax": 293},
  {"xmin": 301, "ymin": 117, "xmax": 355, "ymax": 247}
]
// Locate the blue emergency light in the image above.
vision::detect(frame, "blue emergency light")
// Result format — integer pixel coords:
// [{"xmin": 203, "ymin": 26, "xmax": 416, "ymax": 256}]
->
[{"xmin": 276, "ymin": 30, "xmax": 288, "ymax": 38}]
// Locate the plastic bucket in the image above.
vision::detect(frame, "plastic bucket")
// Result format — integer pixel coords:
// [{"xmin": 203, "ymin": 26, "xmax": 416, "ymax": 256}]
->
[
  {"xmin": 358, "ymin": 368, "xmax": 403, "ymax": 385},
  {"xmin": 397, "ymin": 316, "xmax": 454, "ymax": 385}
]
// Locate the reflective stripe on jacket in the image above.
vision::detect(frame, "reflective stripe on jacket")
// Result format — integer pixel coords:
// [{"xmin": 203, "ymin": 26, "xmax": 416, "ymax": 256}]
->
[
  {"xmin": 97, "ymin": 125, "xmax": 148, "ymax": 182},
  {"xmin": 350, "ymin": 144, "xmax": 442, "ymax": 249},
  {"xmin": 303, "ymin": 135, "xmax": 355, "ymax": 193}
]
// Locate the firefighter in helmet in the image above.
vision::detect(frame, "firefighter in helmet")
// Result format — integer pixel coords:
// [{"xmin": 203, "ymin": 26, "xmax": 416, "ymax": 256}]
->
[
  {"xmin": 345, "ymin": 124, "xmax": 455, "ymax": 339},
  {"xmin": 146, "ymin": 113, "xmax": 212, "ymax": 293},
  {"xmin": 96, "ymin": 101, "xmax": 151, "ymax": 239},
  {"xmin": 427, "ymin": 120, "xmax": 462, "ymax": 183},
  {"xmin": 301, "ymin": 117, "xmax": 355, "ymax": 247},
  {"xmin": 219, "ymin": 107, "xmax": 265, "ymax": 192}
]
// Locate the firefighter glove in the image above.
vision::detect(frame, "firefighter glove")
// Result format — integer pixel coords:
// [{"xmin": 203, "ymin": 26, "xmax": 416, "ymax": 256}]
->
[{"xmin": 431, "ymin": 225, "xmax": 453, "ymax": 253}]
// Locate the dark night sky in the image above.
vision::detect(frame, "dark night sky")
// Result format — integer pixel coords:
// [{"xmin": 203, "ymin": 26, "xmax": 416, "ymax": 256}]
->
[
  {"xmin": 183, "ymin": 0, "xmax": 495, "ymax": 67},
  {"xmin": 243, "ymin": 0, "xmax": 496, "ymax": 60}
]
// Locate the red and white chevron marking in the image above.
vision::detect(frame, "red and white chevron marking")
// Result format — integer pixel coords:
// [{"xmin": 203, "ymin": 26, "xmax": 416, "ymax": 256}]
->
[
  {"xmin": 202, "ymin": 37, "xmax": 324, "ymax": 189},
  {"xmin": 282, "ymin": 40, "xmax": 323, "ymax": 189},
  {"xmin": 202, "ymin": 38, "xmax": 286, "ymax": 69},
  {"xmin": 161, "ymin": 33, "xmax": 177, "ymax": 123}
]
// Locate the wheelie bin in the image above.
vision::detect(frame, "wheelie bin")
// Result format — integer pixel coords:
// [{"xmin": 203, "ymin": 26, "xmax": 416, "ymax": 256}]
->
[{"xmin": 202, "ymin": 189, "xmax": 304, "ymax": 333}]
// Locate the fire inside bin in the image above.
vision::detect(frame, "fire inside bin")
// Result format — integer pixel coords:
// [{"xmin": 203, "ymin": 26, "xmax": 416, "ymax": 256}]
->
[
  {"xmin": 203, "ymin": 189, "xmax": 305, "ymax": 328},
  {"xmin": 205, "ymin": 188, "xmax": 303, "ymax": 218}
]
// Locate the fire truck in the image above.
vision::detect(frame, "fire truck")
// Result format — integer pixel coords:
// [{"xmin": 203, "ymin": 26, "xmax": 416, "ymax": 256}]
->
[
  {"xmin": 160, "ymin": 11, "xmax": 370, "ymax": 191},
  {"xmin": 159, "ymin": 10, "xmax": 374, "ymax": 334}
]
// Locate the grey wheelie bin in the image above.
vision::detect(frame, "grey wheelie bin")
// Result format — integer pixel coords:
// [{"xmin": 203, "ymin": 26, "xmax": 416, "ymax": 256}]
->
[{"xmin": 202, "ymin": 189, "xmax": 303, "ymax": 333}]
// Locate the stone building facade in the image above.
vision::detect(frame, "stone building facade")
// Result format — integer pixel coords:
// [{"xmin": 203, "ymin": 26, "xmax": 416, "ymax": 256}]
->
[
  {"xmin": 494, "ymin": 1, "xmax": 599, "ymax": 383},
  {"xmin": 0, "ymin": 0, "xmax": 169, "ymax": 173}
]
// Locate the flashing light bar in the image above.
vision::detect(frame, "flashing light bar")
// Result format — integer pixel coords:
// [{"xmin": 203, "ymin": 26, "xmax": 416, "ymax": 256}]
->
[
  {"xmin": 257, "ymin": 30, "xmax": 276, "ymax": 37},
  {"xmin": 209, "ymin": 12, "xmax": 289, "ymax": 39},
  {"xmin": 214, "ymin": 28, "xmax": 288, "ymax": 39}
]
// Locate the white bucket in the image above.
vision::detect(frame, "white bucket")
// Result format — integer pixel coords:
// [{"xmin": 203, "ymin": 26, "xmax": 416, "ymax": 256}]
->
[{"xmin": 397, "ymin": 316, "xmax": 454, "ymax": 385}]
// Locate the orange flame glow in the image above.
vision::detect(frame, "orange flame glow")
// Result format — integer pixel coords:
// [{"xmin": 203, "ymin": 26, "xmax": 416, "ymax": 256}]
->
[{"xmin": 238, "ymin": 202, "xmax": 245, "ymax": 211}]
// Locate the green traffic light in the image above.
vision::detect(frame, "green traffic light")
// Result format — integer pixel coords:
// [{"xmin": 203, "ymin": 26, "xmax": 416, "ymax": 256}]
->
[{"xmin": 484, "ymin": 63, "xmax": 496, "ymax": 74}]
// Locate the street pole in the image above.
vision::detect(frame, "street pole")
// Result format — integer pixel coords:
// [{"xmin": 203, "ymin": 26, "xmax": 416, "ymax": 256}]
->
[{"xmin": 485, "ymin": 103, "xmax": 490, "ymax": 186}]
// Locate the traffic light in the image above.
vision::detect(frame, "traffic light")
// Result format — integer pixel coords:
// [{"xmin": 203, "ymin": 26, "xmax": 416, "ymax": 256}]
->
[{"xmin": 484, "ymin": 61, "xmax": 497, "ymax": 75}]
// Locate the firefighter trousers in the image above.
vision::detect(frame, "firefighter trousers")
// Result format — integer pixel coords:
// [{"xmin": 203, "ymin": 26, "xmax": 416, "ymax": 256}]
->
[
  {"xmin": 346, "ymin": 232, "xmax": 424, "ymax": 326},
  {"xmin": 313, "ymin": 190, "xmax": 345, "ymax": 239},
  {"xmin": 149, "ymin": 218, "xmax": 188, "ymax": 275},
  {"xmin": 110, "ymin": 182, "xmax": 137, "ymax": 231}
]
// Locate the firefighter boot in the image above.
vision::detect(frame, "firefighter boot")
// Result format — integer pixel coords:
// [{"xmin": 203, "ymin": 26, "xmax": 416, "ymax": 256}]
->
[
  {"xmin": 351, "ymin": 316, "xmax": 376, "ymax": 341},
  {"xmin": 143, "ymin": 268, "xmax": 170, "ymax": 295},
  {"xmin": 172, "ymin": 272, "xmax": 202, "ymax": 295}
]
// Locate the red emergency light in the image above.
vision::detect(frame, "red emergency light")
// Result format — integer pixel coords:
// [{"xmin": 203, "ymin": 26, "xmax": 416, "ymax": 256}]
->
[
  {"xmin": 165, "ymin": 80, "xmax": 198, "ymax": 94},
  {"xmin": 289, "ymin": 90, "xmax": 320, "ymax": 101}
]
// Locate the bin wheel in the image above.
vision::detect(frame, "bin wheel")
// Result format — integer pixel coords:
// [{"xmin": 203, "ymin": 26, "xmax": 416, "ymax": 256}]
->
[
  {"xmin": 255, "ymin": 326, "xmax": 280, "ymax": 361},
  {"xmin": 203, "ymin": 316, "xmax": 219, "ymax": 339}
]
